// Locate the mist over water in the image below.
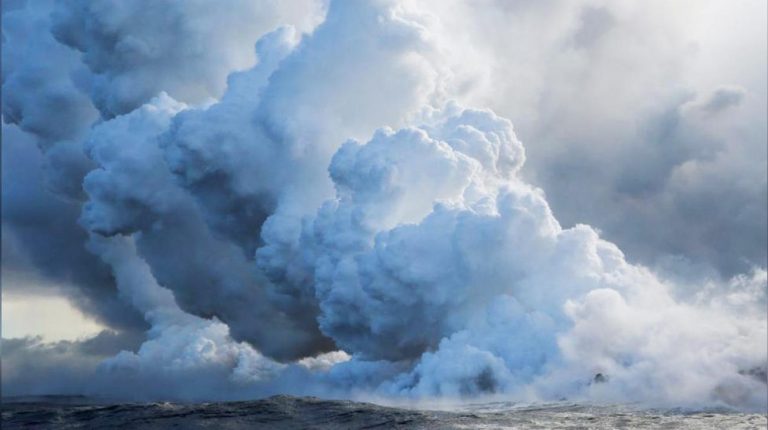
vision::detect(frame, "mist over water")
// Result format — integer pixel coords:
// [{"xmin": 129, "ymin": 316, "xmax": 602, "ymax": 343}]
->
[{"xmin": 2, "ymin": 0, "xmax": 766, "ymax": 414}]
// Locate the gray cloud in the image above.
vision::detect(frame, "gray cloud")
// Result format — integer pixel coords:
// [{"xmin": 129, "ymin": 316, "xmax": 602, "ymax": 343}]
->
[
  {"xmin": 1, "ymin": 330, "xmax": 143, "ymax": 397},
  {"xmin": 79, "ymin": 95, "xmax": 332, "ymax": 361},
  {"xmin": 697, "ymin": 86, "xmax": 746, "ymax": 114},
  {"xmin": 430, "ymin": 0, "xmax": 767, "ymax": 277},
  {"xmin": 2, "ymin": 0, "xmax": 97, "ymax": 147},
  {"xmin": 1, "ymin": 0, "xmax": 765, "ymax": 411},
  {"xmin": 2, "ymin": 125, "xmax": 146, "ymax": 332},
  {"xmin": 530, "ymin": 86, "xmax": 766, "ymax": 276},
  {"xmin": 50, "ymin": 0, "xmax": 324, "ymax": 118}
]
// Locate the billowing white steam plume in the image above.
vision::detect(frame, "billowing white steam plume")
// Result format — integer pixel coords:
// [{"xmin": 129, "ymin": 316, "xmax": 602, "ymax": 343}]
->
[{"xmin": 2, "ymin": 0, "xmax": 765, "ymax": 411}]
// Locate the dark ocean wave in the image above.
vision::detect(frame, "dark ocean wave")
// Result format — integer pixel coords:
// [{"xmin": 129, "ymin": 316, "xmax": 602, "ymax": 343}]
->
[{"xmin": 2, "ymin": 395, "xmax": 766, "ymax": 429}]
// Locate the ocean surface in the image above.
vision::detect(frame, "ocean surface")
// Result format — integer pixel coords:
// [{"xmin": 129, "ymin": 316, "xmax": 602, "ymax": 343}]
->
[{"xmin": 2, "ymin": 395, "xmax": 766, "ymax": 429}]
